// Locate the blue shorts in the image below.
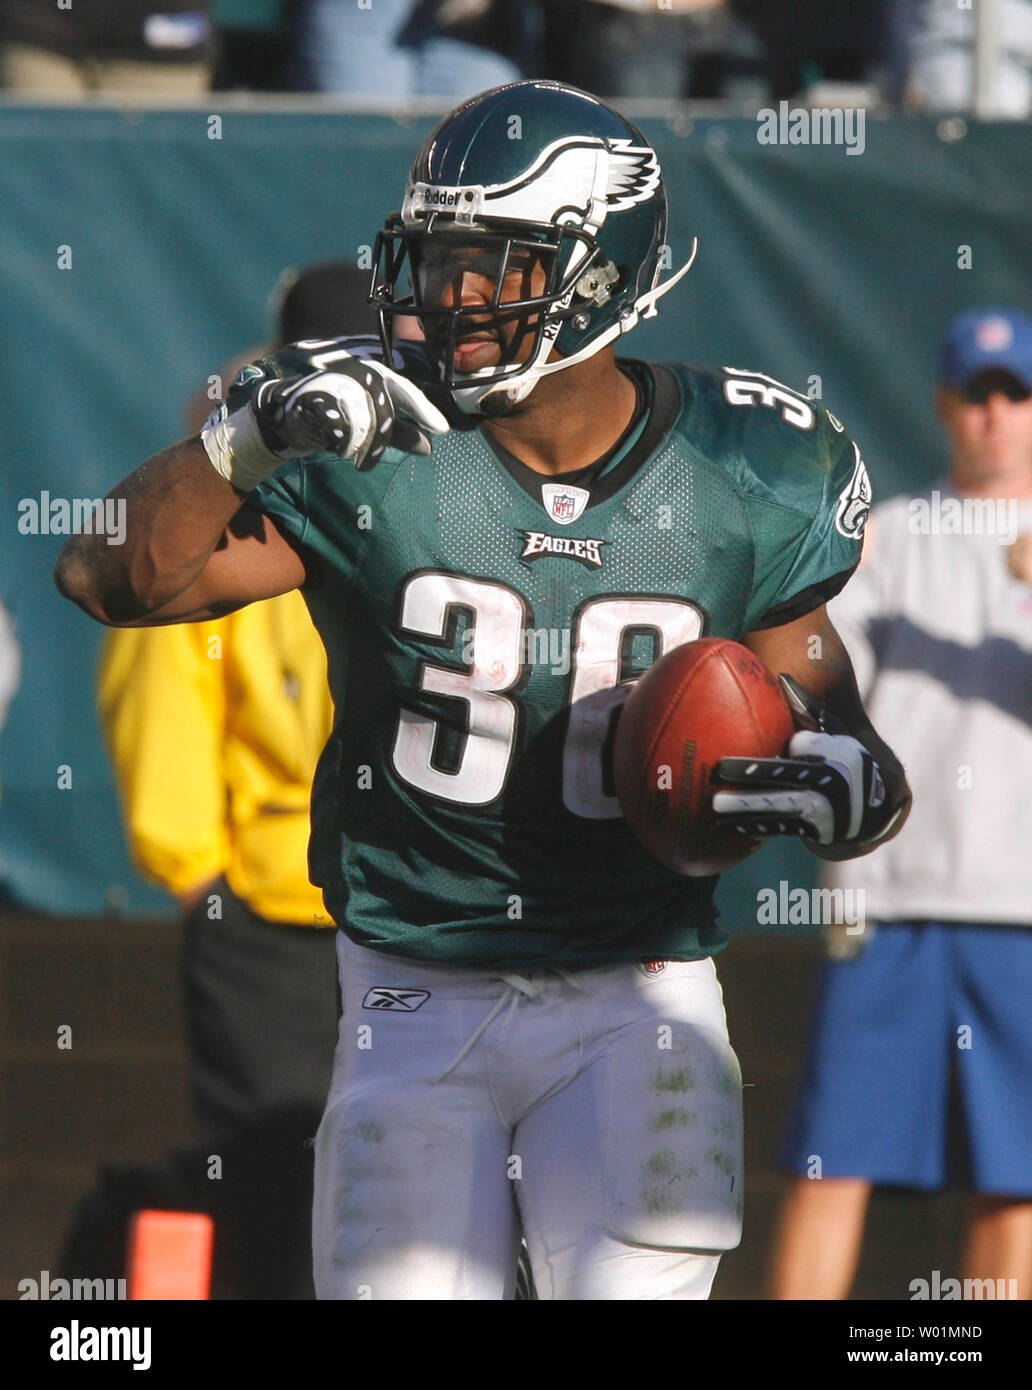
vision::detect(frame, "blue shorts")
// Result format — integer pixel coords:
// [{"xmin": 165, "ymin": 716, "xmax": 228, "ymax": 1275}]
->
[{"xmin": 779, "ymin": 921, "xmax": 1032, "ymax": 1196}]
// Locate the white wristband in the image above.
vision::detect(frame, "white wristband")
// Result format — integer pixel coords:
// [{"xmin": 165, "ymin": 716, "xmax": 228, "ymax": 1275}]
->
[{"xmin": 201, "ymin": 403, "xmax": 281, "ymax": 493}]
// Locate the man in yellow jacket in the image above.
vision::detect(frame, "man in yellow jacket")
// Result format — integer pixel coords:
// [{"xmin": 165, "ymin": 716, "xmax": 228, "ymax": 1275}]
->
[{"xmin": 97, "ymin": 594, "xmax": 337, "ymax": 1140}]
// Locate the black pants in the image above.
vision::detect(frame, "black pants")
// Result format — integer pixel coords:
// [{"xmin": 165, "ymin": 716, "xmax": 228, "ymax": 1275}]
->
[
  {"xmin": 181, "ymin": 879, "xmax": 340, "ymax": 1297},
  {"xmin": 183, "ymin": 877, "xmax": 339, "ymax": 1139},
  {"xmin": 60, "ymin": 884, "xmax": 342, "ymax": 1300}
]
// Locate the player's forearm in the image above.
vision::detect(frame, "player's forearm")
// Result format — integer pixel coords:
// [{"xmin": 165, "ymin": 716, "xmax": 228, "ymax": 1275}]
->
[
  {"xmin": 54, "ymin": 437, "xmax": 246, "ymax": 624},
  {"xmin": 808, "ymin": 707, "xmax": 911, "ymax": 860},
  {"xmin": 745, "ymin": 605, "xmax": 912, "ymax": 859},
  {"xmin": 805, "ymin": 637, "xmax": 911, "ymax": 839},
  {"xmin": 786, "ymin": 651, "xmax": 911, "ymax": 860}
]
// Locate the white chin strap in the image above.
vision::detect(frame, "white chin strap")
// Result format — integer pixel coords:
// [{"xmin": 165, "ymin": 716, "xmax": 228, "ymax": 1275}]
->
[{"xmin": 450, "ymin": 238, "xmax": 698, "ymax": 415}]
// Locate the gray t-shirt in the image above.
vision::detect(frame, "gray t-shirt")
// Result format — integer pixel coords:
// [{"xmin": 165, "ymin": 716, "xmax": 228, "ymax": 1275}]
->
[{"xmin": 825, "ymin": 485, "xmax": 1032, "ymax": 925}]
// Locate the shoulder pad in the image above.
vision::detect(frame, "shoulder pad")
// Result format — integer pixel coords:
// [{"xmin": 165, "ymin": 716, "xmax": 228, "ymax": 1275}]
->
[{"xmin": 665, "ymin": 363, "xmax": 866, "ymax": 520}]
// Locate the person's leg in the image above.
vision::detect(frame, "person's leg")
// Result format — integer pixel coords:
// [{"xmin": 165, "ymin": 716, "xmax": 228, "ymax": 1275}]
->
[
  {"xmin": 181, "ymin": 884, "xmax": 245, "ymax": 1139},
  {"xmin": 313, "ymin": 935, "xmax": 520, "ymax": 1299},
  {"xmin": 177, "ymin": 882, "xmax": 341, "ymax": 1297},
  {"xmin": 965, "ymin": 1196, "xmax": 1032, "ymax": 1297},
  {"xmin": 515, "ymin": 957, "xmax": 743, "ymax": 1300},
  {"xmin": 773, "ymin": 924, "xmax": 953, "ymax": 1298},
  {"xmin": 963, "ymin": 1197, "xmax": 1032, "ymax": 1299},
  {"xmin": 953, "ymin": 924, "xmax": 1032, "ymax": 1299},
  {"xmin": 181, "ymin": 879, "xmax": 339, "ymax": 1137},
  {"xmin": 769, "ymin": 1176, "xmax": 872, "ymax": 1300}
]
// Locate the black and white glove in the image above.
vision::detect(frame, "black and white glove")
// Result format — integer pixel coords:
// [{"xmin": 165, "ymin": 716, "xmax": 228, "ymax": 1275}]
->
[
  {"xmin": 710, "ymin": 676, "xmax": 904, "ymax": 855},
  {"xmin": 202, "ymin": 353, "xmax": 450, "ymax": 490}
]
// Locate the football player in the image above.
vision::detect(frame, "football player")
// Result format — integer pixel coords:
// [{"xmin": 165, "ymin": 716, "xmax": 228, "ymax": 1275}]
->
[{"xmin": 56, "ymin": 80, "xmax": 910, "ymax": 1300}]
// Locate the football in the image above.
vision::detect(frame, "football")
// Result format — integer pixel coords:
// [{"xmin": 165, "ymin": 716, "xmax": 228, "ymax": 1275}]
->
[{"xmin": 613, "ymin": 637, "xmax": 795, "ymax": 876}]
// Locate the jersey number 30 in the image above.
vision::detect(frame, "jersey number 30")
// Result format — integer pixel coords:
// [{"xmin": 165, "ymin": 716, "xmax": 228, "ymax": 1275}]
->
[{"xmin": 391, "ymin": 573, "xmax": 702, "ymax": 818}]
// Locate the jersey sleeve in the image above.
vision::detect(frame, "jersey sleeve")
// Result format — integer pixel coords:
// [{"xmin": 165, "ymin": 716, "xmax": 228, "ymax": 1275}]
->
[
  {"xmin": 247, "ymin": 461, "xmax": 321, "ymax": 585},
  {"xmin": 742, "ymin": 407, "xmax": 872, "ymax": 631}
]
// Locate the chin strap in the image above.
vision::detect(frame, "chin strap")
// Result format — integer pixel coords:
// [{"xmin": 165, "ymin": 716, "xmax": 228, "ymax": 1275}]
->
[{"xmin": 450, "ymin": 238, "xmax": 699, "ymax": 416}]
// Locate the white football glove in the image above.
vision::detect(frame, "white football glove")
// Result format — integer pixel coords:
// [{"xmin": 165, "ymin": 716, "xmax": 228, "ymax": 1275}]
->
[
  {"xmin": 711, "ymin": 729, "xmax": 888, "ymax": 848},
  {"xmin": 202, "ymin": 353, "xmax": 450, "ymax": 490},
  {"xmin": 710, "ymin": 676, "xmax": 905, "ymax": 854}
]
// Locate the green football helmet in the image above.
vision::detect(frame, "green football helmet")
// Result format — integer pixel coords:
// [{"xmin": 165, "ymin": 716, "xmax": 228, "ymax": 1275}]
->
[{"xmin": 370, "ymin": 80, "xmax": 696, "ymax": 415}]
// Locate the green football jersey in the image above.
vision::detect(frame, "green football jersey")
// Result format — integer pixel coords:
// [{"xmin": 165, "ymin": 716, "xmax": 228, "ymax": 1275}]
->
[{"xmin": 241, "ymin": 341, "xmax": 869, "ymax": 969}]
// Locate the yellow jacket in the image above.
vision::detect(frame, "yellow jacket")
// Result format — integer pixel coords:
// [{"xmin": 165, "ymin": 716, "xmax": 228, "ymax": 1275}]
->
[{"xmin": 97, "ymin": 591, "xmax": 334, "ymax": 926}]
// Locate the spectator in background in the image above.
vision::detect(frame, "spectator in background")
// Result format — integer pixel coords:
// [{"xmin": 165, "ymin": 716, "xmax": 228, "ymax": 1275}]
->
[
  {"xmin": 0, "ymin": 1, "xmax": 213, "ymax": 95},
  {"xmin": 211, "ymin": 0, "xmax": 302, "ymax": 92},
  {"xmin": 899, "ymin": 0, "xmax": 1032, "ymax": 118},
  {"xmin": 292, "ymin": 0, "xmax": 528, "ymax": 98},
  {"xmin": 95, "ymin": 263, "xmax": 377, "ymax": 1296},
  {"xmin": 771, "ymin": 308, "xmax": 1032, "ymax": 1301},
  {"xmin": 544, "ymin": 0, "xmax": 764, "ymax": 101},
  {"xmin": 98, "ymin": 597, "xmax": 337, "ymax": 1145},
  {"xmin": 738, "ymin": 0, "xmax": 887, "ymax": 105}
]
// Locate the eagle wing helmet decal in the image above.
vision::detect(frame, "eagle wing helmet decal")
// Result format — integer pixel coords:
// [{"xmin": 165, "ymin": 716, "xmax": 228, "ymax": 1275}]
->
[
  {"xmin": 604, "ymin": 140, "xmax": 662, "ymax": 210},
  {"xmin": 469, "ymin": 137, "xmax": 664, "ymax": 220}
]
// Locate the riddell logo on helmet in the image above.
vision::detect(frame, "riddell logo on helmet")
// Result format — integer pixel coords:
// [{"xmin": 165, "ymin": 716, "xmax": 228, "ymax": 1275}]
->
[{"xmin": 421, "ymin": 188, "xmax": 462, "ymax": 208}]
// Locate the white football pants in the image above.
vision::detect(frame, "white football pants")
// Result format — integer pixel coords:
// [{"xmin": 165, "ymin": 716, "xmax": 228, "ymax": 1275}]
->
[{"xmin": 314, "ymin": 934, "xmax": 744, "ymax": 1300}]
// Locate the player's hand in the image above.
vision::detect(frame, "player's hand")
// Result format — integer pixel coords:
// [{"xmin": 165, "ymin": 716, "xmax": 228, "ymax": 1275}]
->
[
  {"xmin": 708, "ymin": 674, "xmax": 892, "ymax": 853},
  {"xmin": 201, "ymin": 352, "xmax": 450, "ymax": 490},
  {"xmin": 250, "ymin": 358, "xmax": 450, "ymax": 471},
  {"xmin": 710, "ymin": 729, "xmax": 888, "ymax": 850}
]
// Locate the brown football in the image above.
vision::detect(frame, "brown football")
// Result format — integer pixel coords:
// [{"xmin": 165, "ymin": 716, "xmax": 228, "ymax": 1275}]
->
[{"xmin": 613, "ymin": 637, "xmax": 795, "ymax": 876}]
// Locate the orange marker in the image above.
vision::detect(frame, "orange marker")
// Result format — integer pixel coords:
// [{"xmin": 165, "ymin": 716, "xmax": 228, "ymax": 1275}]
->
[{"xmin": 127, "ymin": 1210, "xmax": 213, "ymax": 1301}]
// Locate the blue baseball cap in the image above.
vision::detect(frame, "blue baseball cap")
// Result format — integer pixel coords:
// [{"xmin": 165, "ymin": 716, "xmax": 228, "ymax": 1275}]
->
[{"xmin": 940, "ymin": 308, "xmax": 1032, "ymax": 389}]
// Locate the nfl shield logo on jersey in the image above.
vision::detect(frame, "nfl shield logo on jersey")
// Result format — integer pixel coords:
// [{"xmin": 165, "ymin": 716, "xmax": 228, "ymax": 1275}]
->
[
  {"xmin": 638, "ymin": 960, "xmax": 667, "ymax": 977},
  {"xmin": 541, "ymin": 482, "xmax": 589, "ymax": 526}
]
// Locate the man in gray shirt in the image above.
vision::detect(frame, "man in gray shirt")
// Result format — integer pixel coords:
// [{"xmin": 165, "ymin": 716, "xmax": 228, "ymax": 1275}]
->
[{"xmin": 772, "ymin": 307, "xmax": 1032, "ymax": 1301}]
